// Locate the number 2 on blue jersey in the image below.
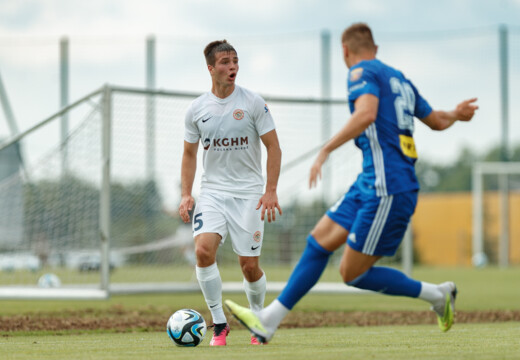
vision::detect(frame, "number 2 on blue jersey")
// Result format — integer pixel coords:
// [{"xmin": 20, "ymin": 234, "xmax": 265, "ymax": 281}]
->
[{"xmin": 390, "ymin": 77, "xmax": 415, "ymax": 132}]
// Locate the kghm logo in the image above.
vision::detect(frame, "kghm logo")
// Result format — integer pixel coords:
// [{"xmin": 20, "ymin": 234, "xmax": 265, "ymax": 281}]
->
[
  {"xmin": 203, "ymin": 137, "xmax": 249, "ymax": 151},
  {"xmin": 213, "ymin": 137, "xmax": 248, "ymax": 147},
  {"xmin": 233, "ymin": 109, "xmax": 244, "ymax": 120}
]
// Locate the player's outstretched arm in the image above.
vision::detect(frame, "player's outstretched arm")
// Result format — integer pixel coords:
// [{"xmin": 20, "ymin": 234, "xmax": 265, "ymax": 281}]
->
[
  {"xmin": 309, "ymin": 94, "xmax": 378, "ymax": 188},
  {"xmin": 257, "ymin": 129, "xmax": 282, "ymax": 223},
  {"xmin": 420, "ymin": 98, "xmax": 478, "ymax": 131},
  {"xmin": 179, "ymin": 141, "xmax": 199, "ymax": 223}
]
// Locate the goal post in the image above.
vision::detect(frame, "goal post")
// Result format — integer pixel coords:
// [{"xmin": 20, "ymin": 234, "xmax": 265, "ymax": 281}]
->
[
  {"xmin": 100, "ymin": 85, "xmax": 112, "ymax": 294},
  {"xmin": 472, "ymin": 161, "xmax": 520, "ymax": 268},
  {"xmin": 0, "ymin": 85, "xmax": 414, "ymax": 299}
]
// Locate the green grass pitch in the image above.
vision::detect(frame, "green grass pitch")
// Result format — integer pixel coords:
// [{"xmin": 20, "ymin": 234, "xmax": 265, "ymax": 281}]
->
[
  {"xmin": 1, "ymin": 266, "xmax": 519, "ymax": 359},
  {"xmin": 2, "ymin": 324, "xmax": 520, "ymax": 360}
]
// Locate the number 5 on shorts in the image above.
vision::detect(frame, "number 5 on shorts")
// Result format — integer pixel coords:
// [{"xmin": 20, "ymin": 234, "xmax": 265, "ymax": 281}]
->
[{"xmin": 194, "ymin": 213, "xmax": 203, "ymax": 231}]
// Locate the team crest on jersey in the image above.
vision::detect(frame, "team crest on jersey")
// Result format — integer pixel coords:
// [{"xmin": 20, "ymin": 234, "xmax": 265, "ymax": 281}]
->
[
  {"xmin": 233, "ymin": 109, "xmax": 244, "ymax": 120},
  {"xmin": 253, "ymin": 231, "xmax": 262, "ymax": 242},
  {"xmin": 350, "ymin": 67, "xmax": 364, "ymax": 82}
]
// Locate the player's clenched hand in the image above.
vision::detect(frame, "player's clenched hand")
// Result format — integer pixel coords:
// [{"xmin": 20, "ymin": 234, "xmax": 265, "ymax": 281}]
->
[
  {"xmin": 456, "ymin": 98, "xmax": 478, "ymax": 121},
  {"xmin": 178, "ymin": 195, "xmax": 194, "ymax": 223},
  {"xmin": 309, "ymin": 150, "xmax": 329, "ymax": 188},
  {"xmin": 256, "ymin": 191, "xmax": 282, "ymax": 223}
]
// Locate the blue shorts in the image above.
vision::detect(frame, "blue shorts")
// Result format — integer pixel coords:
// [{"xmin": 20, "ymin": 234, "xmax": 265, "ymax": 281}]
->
[{"xmin": 326, "ymin": 182, "xmax": 418, "ymax": 256}]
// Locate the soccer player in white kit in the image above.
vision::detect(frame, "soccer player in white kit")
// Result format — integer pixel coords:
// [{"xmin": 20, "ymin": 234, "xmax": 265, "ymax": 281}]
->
[{"xmin": 178, "ymin": 40, "xmax": 282, "ymax": 346}]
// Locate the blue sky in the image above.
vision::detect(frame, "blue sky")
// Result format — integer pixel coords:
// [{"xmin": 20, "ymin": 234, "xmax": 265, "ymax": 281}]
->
[{"xmin": 1, "ymin": 0, "xmax": 520, "ymax": 164}]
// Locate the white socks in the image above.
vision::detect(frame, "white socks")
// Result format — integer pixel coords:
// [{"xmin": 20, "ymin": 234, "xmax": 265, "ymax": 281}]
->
[
  {"xmin": 197, "ymin": 265, "xmax": 278, "ymax": 328},
  {"xmin": 419, "ymin": 281, "xmax": 453, "ymax": 316},
  {"xmin": 258, "ymin": 299, "xmax": 290, "ymax": 334},
  {"xmin": 418, "ymin": 281, "xmax": 443, "ymax": 303},
  {"xmin": 196, "ymin": 263, "xmax": 226, "ymax": 324},
  {"xmin": 243, "ymin": 272, "xmax": 267, "ymax": 312}
]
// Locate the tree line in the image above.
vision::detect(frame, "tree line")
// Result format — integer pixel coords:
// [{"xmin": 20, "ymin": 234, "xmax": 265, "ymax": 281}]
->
[{"xmin": 416, "ymin": 143, "xmax": 520, "ymax": 193}]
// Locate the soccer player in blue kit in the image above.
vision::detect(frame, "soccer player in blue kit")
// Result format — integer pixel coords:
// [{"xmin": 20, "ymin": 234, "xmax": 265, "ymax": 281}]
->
[{"xmin": 226, "ymin": 23, "xmax": 478, "ymax": 343}]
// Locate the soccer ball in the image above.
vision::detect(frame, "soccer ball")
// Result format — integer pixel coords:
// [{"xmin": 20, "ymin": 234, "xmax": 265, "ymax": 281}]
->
[
  {"xmin": 37, "ymin": 273, "xmax": 61, "ymax": 288},
  {"xmin": 472, "ymin": 252, "xmax": 488, "ymax": 268},
  {"xmin": 167, "ymin": 309, "xmax": 206, "ymax": 347}
]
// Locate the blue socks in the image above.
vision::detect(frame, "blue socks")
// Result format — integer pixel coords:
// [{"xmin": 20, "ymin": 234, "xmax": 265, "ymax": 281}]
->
[
  {"xmin": 347, "ymin": 266, "xmax": 421, "ymax": 298},
  {"xmin": 277, "ymin": 235, "xmax": 332, "ymax": 310},
  {"xmin": 277, "ymin": 235, "xmax": 422, "ymax": 310}
]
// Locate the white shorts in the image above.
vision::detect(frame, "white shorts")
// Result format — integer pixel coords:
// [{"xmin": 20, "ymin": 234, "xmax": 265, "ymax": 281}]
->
[{"xmin": 192, "ymin": 191, "xmax": 264, "ymax": 256}]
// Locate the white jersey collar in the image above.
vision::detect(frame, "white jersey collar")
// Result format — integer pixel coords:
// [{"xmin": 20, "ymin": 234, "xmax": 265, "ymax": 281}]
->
[{"xmin": 209, "ymin": 85, "xmax": 239, "ymax": 103}]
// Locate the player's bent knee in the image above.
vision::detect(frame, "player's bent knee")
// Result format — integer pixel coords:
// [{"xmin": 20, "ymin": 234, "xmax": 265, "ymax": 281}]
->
[
  {"xmin": 240, "ymin": 262, "xmax": 258, "ymax": 276},
  {"xmin": 340, "ymin": 269, "xmax": 353, "ymax": 283},
  {"xmin": 194, "ymin": 244, "xmax": 216, "ymax": 265},
  {"xmin": 342, "ymin": 266, "xmax": 370, "ymax": 286},
  {"xmin": 340, "ymin": 264, "xmax": 366, "ymax": 284},
  {"xmin": 238, "ymin": 258, "xmax": 261, "ymax": 281}
]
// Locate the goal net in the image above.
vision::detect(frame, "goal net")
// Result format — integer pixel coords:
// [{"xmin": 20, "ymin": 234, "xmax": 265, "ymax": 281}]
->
[
  {"xmin": 0, "ymin": 88, "xmax": 107, "ymax": 299},
  {"xmin": 0, "ymin": 85, "xmax": 410, "ymax": 299}
]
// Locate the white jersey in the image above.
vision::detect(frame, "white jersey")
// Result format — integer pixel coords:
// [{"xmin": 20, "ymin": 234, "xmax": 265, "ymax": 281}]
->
[{"xmin": 184, "ymin": 85, "xmax": 276, "ymax": 199}]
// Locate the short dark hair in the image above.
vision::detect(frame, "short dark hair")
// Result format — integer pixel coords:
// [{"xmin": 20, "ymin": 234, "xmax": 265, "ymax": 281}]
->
[
  {"xmin": 341, "ymin": 23, "xmax": 376, "ymax": 53},
  {"xmin": 204, "ymin": 40, "xmax": 237, "ymax": 66}
]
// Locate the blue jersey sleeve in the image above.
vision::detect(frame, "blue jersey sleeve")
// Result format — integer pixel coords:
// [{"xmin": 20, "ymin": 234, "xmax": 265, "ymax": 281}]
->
[
  {"xmin": 409, "ymin": 81, "xmax": 432, "ymax": 119},
  {"xmin": 348, "ymin": 65, "xmax": 380, "ymax": 102}
]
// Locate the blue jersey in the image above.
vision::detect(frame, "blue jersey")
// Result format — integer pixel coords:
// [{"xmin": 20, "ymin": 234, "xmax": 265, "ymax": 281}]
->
[{"xmin": 347, "ymin": 59, "xmax": 432, "ymax": 196}]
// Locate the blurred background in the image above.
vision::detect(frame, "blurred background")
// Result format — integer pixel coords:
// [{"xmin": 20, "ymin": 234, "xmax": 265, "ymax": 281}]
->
[
  {"xmin": 0, "ymin": 0, "xmax": 519, "ymax": 161},
  {"xmin": 0, "ymin": 0, "xmax": 519, "ymax": 296}
]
